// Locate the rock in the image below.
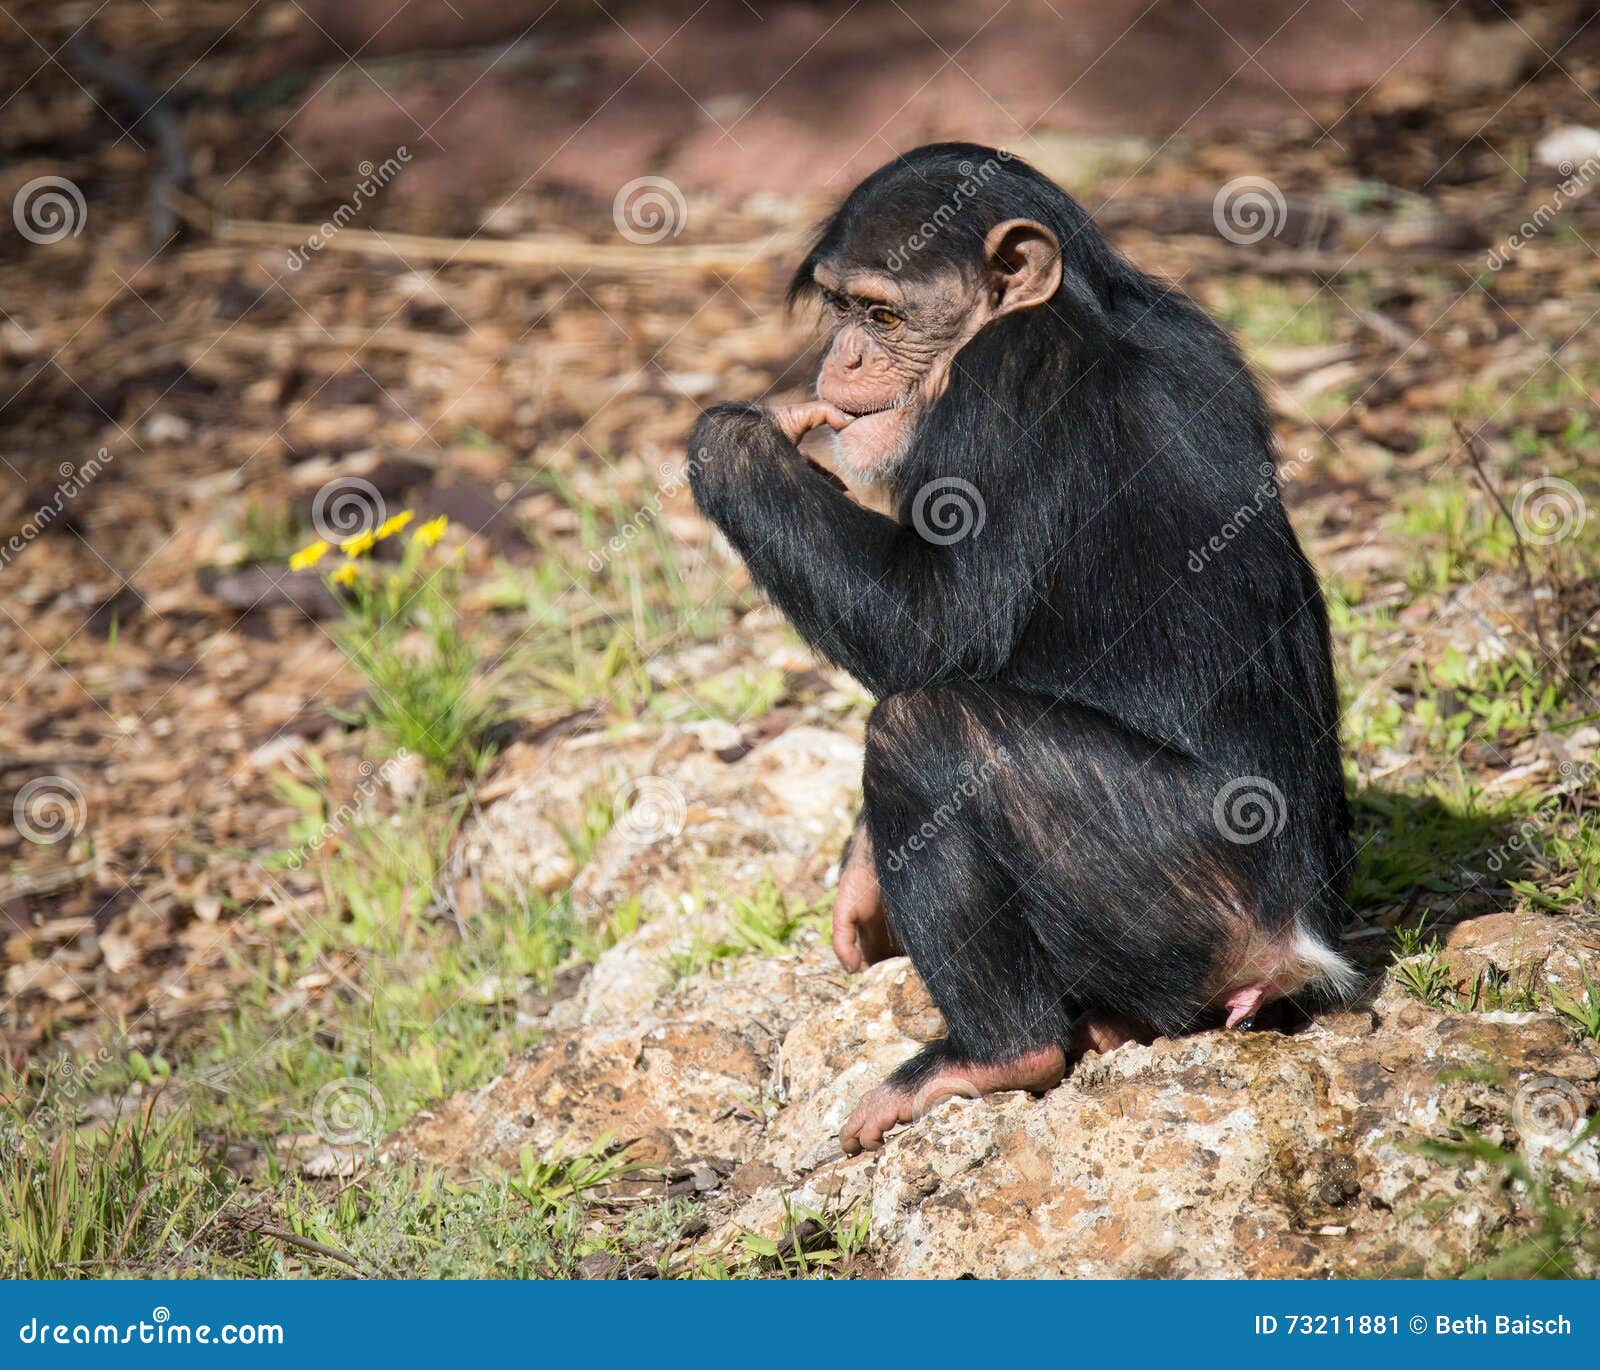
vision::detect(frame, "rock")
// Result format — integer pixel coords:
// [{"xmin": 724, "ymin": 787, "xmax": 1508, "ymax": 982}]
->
[
  {"xmin": 449, "ymin": 729, "xmax": 671, "ymax": 910},
  {"xmin": 391, "ymin": 906, "xmax": 1596, "ymax": 1278},
  {"xmin": 387, "ymin": 948, "xmax": 846, "ymax": 1173},
  {"xmin": 415, "ymin": 713, "xmax": 1597, "ymax": 1279},
  {"xmin": 705, "ymin": 969, "xmax": 1598, "ymax": 1279},
  {"xmin": 452, "ymin": 721, "xmax": 863, "ymax": 925},
  {"xmin": 1442, "ymin": 910, "xmax": 1599, "ymax": 1004}
]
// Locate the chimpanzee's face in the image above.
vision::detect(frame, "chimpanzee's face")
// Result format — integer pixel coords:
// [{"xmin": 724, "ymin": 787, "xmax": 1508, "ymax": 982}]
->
[{"xmin": 810, "ymin": 261, "xmax": 987, "ymax": 485}]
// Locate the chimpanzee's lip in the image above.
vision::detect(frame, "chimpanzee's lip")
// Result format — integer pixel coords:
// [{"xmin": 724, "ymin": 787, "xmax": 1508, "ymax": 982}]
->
[{"xmin": 838, "ymin": 399, "xmax": 904, "ymax": 420}]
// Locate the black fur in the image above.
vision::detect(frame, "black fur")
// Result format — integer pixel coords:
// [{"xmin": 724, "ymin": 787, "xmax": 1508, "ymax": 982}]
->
[{"xmin": 689, "ymin": 143, "xmax": 1350, "ymax": 1074}]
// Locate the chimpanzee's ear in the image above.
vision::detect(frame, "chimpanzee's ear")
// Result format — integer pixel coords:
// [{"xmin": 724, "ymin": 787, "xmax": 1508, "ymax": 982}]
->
[{"xmin": 982, "ymin": 219, "xmax": 1062, "ymax": 315}]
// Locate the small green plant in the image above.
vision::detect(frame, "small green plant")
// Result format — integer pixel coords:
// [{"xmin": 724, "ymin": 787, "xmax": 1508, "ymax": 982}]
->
[
  {"xmin": 509, "ymin": 1140, "xmax": 635, "ymax": 1213},
  {"xmin": 1389, "ymin": 924, "xmax": 1457, "ymax": 1008},
  {"xmin": 292, "ymin": 513, "xmax": 500, "ymax": 780},
  {"xmin": 728, "ymin": 1194, "xmax": 871, "ymax": 1279},
  {"xmin": 686, "ymin": 667, "xmax": 789, "ymax": 723},
  {"xmin": 1388, "ymin": 923, "xmax": 1542, "ymax": 1013},
  {"xmin": 667, "ymin": 879, "xmax": 829, "ymax": 982},
  {"xmin": 1461, "ymin": 965, "xmax": 1540, "ymax": 1014},
  {"xmin": 1551, "ymin": 968, "xmax": 1600, "ymax": 1043},
  {"xmin": 555, "ymin": 787, "xmax": 617, "ymax": 867}
]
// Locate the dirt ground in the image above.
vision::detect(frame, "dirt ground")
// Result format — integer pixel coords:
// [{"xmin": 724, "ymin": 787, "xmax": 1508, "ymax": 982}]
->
[{"xmin": 1, "ymin": 0, "xmax": 1598, "ymax": 1277}]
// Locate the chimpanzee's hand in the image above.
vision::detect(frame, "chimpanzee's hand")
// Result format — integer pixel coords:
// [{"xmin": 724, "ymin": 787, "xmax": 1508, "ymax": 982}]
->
[
  {"xmin": 769, "ymin": 401, "xmax": 852, "ymax": 446},
  {"xmin": 832, "ymin": 825, "xmax": 899, "ymax": 972}
]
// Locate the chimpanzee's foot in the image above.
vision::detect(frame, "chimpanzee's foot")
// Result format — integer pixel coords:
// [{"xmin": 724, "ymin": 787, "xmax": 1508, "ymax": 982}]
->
[
  {"xmin": 1067, "ymin": 1010, "xmax": 1157, "ymax": 1059},
  {"xmin": 838, "ymin": 1043, "xmax": 1065, "ymax": 1155}
]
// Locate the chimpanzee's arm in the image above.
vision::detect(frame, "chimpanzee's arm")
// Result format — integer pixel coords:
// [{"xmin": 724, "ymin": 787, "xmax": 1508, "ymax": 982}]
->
[{"xmin": 688, "ymin": 402, "xmax": 1042, "ymax": 697}]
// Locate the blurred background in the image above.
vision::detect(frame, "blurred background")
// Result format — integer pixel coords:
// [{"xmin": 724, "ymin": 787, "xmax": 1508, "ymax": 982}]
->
[{"xmin": 2, "ymin": 0, "xmax": 1598, "ymax": 1279}]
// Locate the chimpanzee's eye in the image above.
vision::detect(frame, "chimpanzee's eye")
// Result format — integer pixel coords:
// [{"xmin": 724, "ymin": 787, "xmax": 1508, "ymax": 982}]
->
[{"xmin": 867, "ymin": 305, "xmax": 903, "ymax": 329}]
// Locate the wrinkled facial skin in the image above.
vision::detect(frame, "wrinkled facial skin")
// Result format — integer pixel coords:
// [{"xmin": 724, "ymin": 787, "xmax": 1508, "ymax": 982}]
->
[{"xmin": 811, "ymin": 262, "xmax": 987, "ymax": 487}]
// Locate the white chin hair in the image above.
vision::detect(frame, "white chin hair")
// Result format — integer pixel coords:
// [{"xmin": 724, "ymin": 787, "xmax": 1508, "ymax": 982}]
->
[{"xmin": 828, "ymin": 408, "xmax": 911, "ymax": 486}]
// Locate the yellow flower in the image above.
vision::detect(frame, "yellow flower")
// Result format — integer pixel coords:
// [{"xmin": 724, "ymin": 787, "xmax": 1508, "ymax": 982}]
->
[
  {"xmin": 289, "ymin": 539, "xmax": 330, "ymax": 571},
  {"xmin": 341, "ymin": 529, "xmax": 376, "ymax": 557},
  {"xmin": 329, "ymin": 562, "xmax": 361, "ymax": 587},
  {"xmin": 412, "ymin": 514, "xmax": 449, "ymax": 548},
  {"xmin": 375, "ymin": 510, "xmax": 414, "ymax": 541}
]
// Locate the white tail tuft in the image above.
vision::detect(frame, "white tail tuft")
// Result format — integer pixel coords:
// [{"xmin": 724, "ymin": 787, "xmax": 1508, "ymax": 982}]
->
[{"xmin": 1291, "ymin": 925, "xmax": 1361, "ymax": 1002}]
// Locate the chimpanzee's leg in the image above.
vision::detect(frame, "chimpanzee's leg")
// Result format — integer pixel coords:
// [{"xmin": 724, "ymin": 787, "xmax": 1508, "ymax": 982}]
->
[{"xmin": 842, "ymin": 681, "xmax": 1271, "ymax": 1154}]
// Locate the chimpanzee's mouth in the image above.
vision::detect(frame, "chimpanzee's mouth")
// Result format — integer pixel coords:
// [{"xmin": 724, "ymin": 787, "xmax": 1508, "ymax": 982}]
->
[{"xmin": 838, "ymin": 397, "xmax": 908, "ymax": 420}]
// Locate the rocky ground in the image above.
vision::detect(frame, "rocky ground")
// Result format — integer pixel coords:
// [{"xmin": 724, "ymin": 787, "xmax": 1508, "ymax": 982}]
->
[
  {"xmin": 1, "ymin": 0, "xmax": 1598, "ymax": 1278},
  {"xmin": 383, "ymin": 722, "xmax": 1600, "ymax": 1279}
]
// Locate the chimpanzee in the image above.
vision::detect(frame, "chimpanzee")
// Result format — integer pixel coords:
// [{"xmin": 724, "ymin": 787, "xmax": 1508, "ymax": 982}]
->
[{"xmin": 687, "ymin": 144, "xmax": 1354, "ymax": 1154}]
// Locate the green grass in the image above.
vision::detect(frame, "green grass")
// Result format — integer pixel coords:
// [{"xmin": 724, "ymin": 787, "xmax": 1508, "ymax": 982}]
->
[
  {"xmin": 191, "ymin": 781, "xmax": 642, "ymax": 1147},
  {"xmin": 1389, "ymin": 924, "xmax": 1458, "ymax": 1008},
  {"xmin": 1395, "ymin": 485, "xmax": 1523, "ymax": 592},
  {"xmin": 667, "ymin": 878, "xmax": 830, "ymax": 983},
  {"xmin": 1348, "ymin": 785, "xmax": 1537, "ymax": 909},
  {"xmin": 711, "ymin": 1194, "xmax": 872, "ymax": 1279},
  {"xmin": 0, "ymin": 757, "xmax": 671, "ymax": 1279},
  {"xmin": 1551, "ymin": 969, "xmax": 1600, "ymax": 1043},
  {"xmin": 485, "ymin": 467, "xmax": 750, "ymax": 724},
  {"xmin": 1418, "ymin": 1123, "xmax": 1600, "ymax": 1279},
  {"xmin": 0, "ymin": 1095, "xmax": 689, "ymax": 1278},
  {"xmin": 331, "ymin": 538, "xmax": 502, "ymax": 782},
  {"xmin": 0, "ymin": 1098, "xmax": 230, "ymax": 1279},
  {"xmin": 1388, "ymin": 922, "xmax": 1543, "ymax": 1015}
]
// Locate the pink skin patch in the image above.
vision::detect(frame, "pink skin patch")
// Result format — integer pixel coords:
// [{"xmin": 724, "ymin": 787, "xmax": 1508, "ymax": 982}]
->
[{"xmin": 1224, "ymin": 983, "xmax": 1270, "ymax": 1028}]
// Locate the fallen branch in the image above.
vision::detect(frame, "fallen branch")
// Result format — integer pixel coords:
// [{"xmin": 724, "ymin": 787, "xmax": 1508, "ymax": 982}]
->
[
  {"xmin": 171, "ymin": 192, "xmax": 801, "ymax": 277},
  {"xmin": 67, "ymin": 33, "xmax": 189, "ymax": 246},
  {"xmin": 223, "ymin": 1214, "xmax": 365, "ymax": 1274}
]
